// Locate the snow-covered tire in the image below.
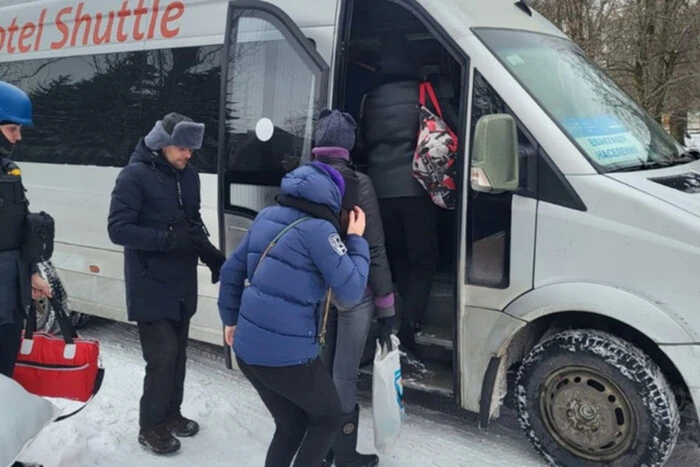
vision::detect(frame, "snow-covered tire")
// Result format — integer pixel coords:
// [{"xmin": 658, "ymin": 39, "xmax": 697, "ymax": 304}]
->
[{"xmin": 516, "ymin": 329, "xmax": 680, "ymax": 467}]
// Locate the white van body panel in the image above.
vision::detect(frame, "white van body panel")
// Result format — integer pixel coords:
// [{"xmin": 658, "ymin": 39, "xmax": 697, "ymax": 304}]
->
[{"xmin": 534, "ymin": 173, "xmax": 700, "ymax": 343}]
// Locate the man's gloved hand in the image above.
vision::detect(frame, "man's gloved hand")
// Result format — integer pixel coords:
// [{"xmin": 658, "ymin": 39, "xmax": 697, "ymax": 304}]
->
[
  {"xmin": 198, "ymin": 241, "xmax": 227, "ymax": 284},
  {"xmin": 165, "ymin": 228, "xmax": 197, "ymax": 254}
]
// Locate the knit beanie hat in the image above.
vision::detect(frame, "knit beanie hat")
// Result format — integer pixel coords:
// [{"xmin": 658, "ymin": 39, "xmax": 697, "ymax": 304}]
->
[
  {"xmin": 145, "ymin": 112, "xmax": 205, "ymax": 150},
  {"xmin": 314, "ymin": 109, "xmax": 357, "ymax": 151}
]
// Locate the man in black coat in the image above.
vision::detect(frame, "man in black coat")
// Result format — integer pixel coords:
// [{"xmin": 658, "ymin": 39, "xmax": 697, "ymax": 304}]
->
[{"xmin": 108, "ymin": 113, "xmax": 226, "ymax": 455}]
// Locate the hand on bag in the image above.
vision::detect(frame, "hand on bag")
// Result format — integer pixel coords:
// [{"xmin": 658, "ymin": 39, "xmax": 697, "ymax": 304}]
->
[
  {"xmin": 31, "ymin": 273, "xmax": 52, "ymax": 299},
  {"xmin": 347, "ymin": 206, "xmax": 366, "ymax": 237},
  {"xmin": 224, "ymin": 325, "xmax": 236, "ymax": 347},
  {"xmin": 378, "ymin": 316, "xmax": 397, "ymax": 350}
]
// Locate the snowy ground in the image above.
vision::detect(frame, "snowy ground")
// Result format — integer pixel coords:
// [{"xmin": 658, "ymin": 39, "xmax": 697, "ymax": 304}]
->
[
  {"xmin": 18, "ymin": 319, "xmax": 700, "ymax": 467},
  {"xmin": 686, "ymin": 133, "xmax": 700, "ymax": 150}
]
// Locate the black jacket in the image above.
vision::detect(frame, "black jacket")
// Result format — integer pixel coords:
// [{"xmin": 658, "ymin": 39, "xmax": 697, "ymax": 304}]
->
[
  {"xmin": 314, "ymin": 155, "xmax": 394, "ymax": 316},
  {"xmin": 108, "ymin": 140, "xmax": 201, "ymax": 322},
  {"xmin": 0, "ymin": 157, "xmax": 34, "ymax": 326},
  {"xmin": 361, "ymin": 77, "xmax": 425, "ymax": 199}
]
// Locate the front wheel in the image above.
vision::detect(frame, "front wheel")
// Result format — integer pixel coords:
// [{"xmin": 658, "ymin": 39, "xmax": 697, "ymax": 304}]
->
[{"xmin": 516, "ymin": 329, "xmax": 680, "ymax": 467}]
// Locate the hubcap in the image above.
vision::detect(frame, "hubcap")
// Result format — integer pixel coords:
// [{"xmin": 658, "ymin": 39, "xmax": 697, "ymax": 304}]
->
[{"xmin": 540, "ymin": 366, "xmax": 636, "ymax": 462}]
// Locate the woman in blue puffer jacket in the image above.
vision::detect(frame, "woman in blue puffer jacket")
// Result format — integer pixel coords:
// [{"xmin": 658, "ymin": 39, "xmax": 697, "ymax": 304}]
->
[{"xmin": 218, "ymin": 161, "xmax": 370, "ymax": 467}]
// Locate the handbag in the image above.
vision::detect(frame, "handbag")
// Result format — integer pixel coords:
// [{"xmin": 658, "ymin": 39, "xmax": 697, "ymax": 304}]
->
[
  {"xmin": 251, "ymin": 216, "xmax": 333, "ymax": 345},
  {"xmin": 13, "ymin": 295, "xmax": 104, "ymax": 422},
  {"xmin": 412, "ymin": 81, "xmax": 459, "ymax": 210},
  {"xmin": 22, "ymin": 211, "xmax": 55, "ymax": 264}
]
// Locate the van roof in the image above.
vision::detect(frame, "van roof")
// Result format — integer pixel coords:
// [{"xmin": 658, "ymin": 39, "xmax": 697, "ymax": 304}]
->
[{"xmin": 422, "ymin": 0, "xmax": 567, "ymax": 40}]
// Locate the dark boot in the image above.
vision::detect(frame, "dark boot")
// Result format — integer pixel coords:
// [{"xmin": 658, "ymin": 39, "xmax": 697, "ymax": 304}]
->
[
  {"xmin": 333, "ymin": 405, "xmax": 379, "ymax": 467},
  {"xmin": 166, "ymin": 413, "xmax": 200, "ymax": 437},
  {"xmin": 397, "ymin": 320, "xmax": 416, "ymax": 352},
  {"xmin": 138, "ymin": 425, "xmax": 181, "ymax": 455},
  {"xmin": 321, "ymin": 451, "xmax": 334, "ymax": 467}
]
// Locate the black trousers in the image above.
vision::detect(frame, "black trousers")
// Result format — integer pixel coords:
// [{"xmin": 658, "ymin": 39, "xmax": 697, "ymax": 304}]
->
[
  {"xmin": 237, "ymin": 357, "xmax": 342, "ymax": 467},
  {"xmin": 137, "ymin": 318, "xmax": 190, "ymax": 429},
  {"xmin": 0, "ymin": 321, "xmax": 22, "ymax": 378},
  {"xmin": 379, "ymin": 196, "xmax": 439, "ymax": 326}
]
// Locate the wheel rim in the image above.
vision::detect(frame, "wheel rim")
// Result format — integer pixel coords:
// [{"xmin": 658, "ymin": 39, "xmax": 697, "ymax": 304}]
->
[{"xmin": 539, "ymin": 366, "xmax": 636, "ymax": 462}]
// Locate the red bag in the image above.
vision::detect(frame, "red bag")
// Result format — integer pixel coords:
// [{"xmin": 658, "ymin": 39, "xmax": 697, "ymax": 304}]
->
[
  {"xmin": 412, "ymin": 82, "xmax": 459, "ymax": 210},
  {"xmin": 13, "ymin": 295, "xmax": 103, "ymax": 419}
]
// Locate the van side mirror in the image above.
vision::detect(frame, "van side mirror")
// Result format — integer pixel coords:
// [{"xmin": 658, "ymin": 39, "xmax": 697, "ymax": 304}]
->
[{"xmin": 471, "ymin": 114, "xmax": 520, "ymax": 193}]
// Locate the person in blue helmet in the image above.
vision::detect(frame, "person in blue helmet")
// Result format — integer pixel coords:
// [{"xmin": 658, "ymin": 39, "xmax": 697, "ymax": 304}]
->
[
  {"xmin": 218, "ymin": 161, "xmax": 370, "ymax": 467},
  {"xmin": 0, "ymin": 81, "xmax": 53, "ymax": 467}
]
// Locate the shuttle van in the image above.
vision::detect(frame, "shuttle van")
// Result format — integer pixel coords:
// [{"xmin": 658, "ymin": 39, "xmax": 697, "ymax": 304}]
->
[{"xmin": 1, "ymin": 0, "xmax": 699, "ymax": 464}]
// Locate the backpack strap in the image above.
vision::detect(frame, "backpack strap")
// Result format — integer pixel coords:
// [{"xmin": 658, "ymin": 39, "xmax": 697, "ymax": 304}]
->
[
  {"xmin": 252, "ymin": 216, "xmax": 310, "ymax": 279},
  {"xmin": 419, "ymin": 82, "xmax": 444, "ymax": 120},
  {"xmin": 318, "ymin": 288, "xmax": 332, "ymax": 347}
]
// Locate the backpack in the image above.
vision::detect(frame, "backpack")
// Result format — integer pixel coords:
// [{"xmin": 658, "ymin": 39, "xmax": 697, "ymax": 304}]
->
[{"xmin": 412, "ymin": 82, "xmax": 458, "ymax": 210}]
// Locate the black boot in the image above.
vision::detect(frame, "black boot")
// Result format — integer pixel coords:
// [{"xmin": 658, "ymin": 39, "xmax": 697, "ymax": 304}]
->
[
  {"xmin": 333, "ymin": 405, "xmax": 379, "ymax": 467},
  {"xmin": 138, "ymin": 425, "xmax": 181, "ymax": 455},
  {"xmin": 166, "ymin": 413, "xmax": 200, "ymax": 437}
]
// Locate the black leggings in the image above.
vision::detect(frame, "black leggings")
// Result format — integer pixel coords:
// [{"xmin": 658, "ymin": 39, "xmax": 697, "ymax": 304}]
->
[{"xmin": 237, "ymin": 357, "xmax": 342, "ymax": 467}]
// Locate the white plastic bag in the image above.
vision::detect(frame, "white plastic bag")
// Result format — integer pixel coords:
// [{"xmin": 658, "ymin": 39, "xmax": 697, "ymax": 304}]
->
[
  {"xmin": 372, "ymin": 334, "xmax": 405, "ymax": 454},
  {"xmin": 0, "ymin": 375, "xmax": 58, "ymax": 467}
]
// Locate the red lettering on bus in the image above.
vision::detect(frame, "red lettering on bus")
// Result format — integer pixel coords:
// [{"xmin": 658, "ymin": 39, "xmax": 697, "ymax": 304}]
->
[
  {"xmin": 71, "ymin": 3, "xmax": 92, "ymax": 47},
  {"xmin": 18, "ymin": 22, "xmax": 36, "ymax": 53},
  {"xmin": 116, "ymin": 1, "xmax": 132, "ymax": 42},
  {"xmin": 51, "ymin": 7, "xmax": 73, "ymax": 50},
  {"xmin": 133, "ymin": 0, "xmax": 148, "ymax": 41},
  {"xmin": 161, "ymin": 2, "xmax": 184, "ymax": 39},
  {"xmin": 93, "ymin": 11, "xmax": 116, "ymax": 45}
]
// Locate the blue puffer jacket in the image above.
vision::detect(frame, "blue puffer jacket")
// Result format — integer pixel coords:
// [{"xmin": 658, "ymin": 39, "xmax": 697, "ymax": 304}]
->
[{"xmin": 218, "ymin": 164, "xmax": 370, "ymax": 367}]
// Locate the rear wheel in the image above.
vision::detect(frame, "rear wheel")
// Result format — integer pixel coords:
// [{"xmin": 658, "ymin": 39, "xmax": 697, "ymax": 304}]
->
[{"xmin": 516, "ymin": 329, "xmax": 680, "ymax": 467}]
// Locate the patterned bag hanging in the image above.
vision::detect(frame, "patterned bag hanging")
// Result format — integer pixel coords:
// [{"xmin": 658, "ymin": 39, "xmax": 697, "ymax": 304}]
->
[{"xmin": 412, "ymin": 82, "xmax": 459, "ymax": 210}]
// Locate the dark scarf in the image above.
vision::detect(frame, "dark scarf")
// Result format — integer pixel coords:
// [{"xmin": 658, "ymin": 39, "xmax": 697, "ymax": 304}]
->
[
  {"xmin": 0, "ymin": 132, "xmax": 14, "ymax": 157},
  {"xmin": 276, "ymin": 194, "xmax": 341, "ymax": 233}
]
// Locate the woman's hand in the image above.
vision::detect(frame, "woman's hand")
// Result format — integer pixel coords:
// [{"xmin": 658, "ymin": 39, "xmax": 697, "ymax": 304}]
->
[
  {"xmin": 225, "ymin": 325, "xmax": 236, "ymax": 347},
  {"xmin": 346, "ymin": 206, "xmax": 366, "ymax": 237},
  {"xmin": 31, "ymin": 273, "xmax": 52, "ymax": 300}
]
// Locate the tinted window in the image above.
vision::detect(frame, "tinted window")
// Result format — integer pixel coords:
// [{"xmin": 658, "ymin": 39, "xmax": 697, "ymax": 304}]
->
[
  {"xmin": 2, "ymin": 53, "xmax": 145, "ymax": 167},
  {"xmin": 0, "ymin": 45, "xmax": 222, "ymax": 173},
  {"xmin": 223, "ymin": 13, "xmax": 326, "ymax": 189}
]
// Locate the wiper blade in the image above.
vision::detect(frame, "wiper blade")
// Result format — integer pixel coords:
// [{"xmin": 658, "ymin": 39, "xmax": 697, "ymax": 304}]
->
[{"xmin": 610, "ymin": 160, "xmax": 672, "ymax": 173}]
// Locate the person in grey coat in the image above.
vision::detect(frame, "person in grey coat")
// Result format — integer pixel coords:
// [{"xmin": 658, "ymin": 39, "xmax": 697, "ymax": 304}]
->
[{"xmin": 313, "ymin": 109, "xmax": 396, "ymax": 467}]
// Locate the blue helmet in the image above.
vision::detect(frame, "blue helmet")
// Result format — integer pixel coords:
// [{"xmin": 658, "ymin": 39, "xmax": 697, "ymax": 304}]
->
[{"xmin": 0, "ymin": 81, "xmax": 33, "ymax": 127}]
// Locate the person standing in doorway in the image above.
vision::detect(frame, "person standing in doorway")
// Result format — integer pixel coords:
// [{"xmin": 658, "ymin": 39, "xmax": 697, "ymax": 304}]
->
[
  {"xmin": 0, "ymin": 81, "xmax": 53, "ymax": 467},
  {"xmin": 108, "ymin": 113, "xmax": 226, "ymax": 455},
  {"xmin": 311, "ymin": 109, "xmax": 395, "ymax": 467},
  {"xmin": 361, "ymin": 35, "xmax": 439, "ymax": 350}
]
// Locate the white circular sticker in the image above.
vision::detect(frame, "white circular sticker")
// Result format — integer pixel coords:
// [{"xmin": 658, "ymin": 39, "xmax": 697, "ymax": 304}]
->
[{"xmin": 255, "ymin": 118, "xmax": 274, "ymax": 142}]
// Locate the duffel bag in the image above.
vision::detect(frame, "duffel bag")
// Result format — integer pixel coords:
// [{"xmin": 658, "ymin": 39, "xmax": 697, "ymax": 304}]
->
[{"xmin": 13, "ymin": 294, "xmax": 104, "ymax": 421}]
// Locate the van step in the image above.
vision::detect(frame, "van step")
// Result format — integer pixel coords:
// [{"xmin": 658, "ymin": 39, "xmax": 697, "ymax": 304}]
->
[
  {"xmin": 415, "ymin": 323, "xmax": 453, "ymax": 350},
  {"xmin": 359, "ymin": 352, "xmax": 453, "ymax": 397}
]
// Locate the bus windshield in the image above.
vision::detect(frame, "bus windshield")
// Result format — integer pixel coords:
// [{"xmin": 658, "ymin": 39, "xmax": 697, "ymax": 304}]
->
[{"xmin": 474, "ymin": 28, "xmax": 684, "ymax": 173}]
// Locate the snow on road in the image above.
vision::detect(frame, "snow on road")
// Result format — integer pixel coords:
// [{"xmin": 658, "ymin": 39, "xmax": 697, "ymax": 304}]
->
[{"xmin": 19, "ymin": 319, "xmax": 700, "ymax": 467}]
